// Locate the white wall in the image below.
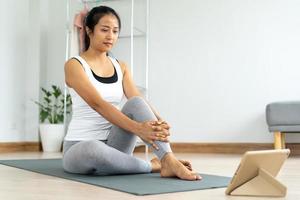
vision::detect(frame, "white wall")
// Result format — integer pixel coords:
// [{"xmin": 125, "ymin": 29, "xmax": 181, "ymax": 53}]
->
[
  {"xmin": 24, "ymin": 0, "xmax": 42, "ymax": 141},
  {"xmin": 148, "ymin": 0, "xmax": 300, "ymax": 142},
  {"xmin": 39, "ymin": 0, "xmax": 67, "ymax": 89},
  {"xmin": 1, "ymin": 0, "xmax": 300, "ymax": 143},
  {"xmin": 0, "ymin": 0, "xmax": 43, "ymax": 142},
  {"xmin": 0, "ymin": 0, "xmax": 29, "ymax": 141}
]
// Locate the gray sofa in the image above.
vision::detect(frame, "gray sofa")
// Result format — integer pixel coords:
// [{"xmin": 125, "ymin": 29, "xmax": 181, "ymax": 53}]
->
[{"xmin": 266, "ymin": 101, "xmax": 300, "ymax": 149}]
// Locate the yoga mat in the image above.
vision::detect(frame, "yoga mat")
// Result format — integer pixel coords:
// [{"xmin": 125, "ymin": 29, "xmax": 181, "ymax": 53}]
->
[{"xmin": 0, "ymin": 159, "xmax": 231, "ymax": 195}]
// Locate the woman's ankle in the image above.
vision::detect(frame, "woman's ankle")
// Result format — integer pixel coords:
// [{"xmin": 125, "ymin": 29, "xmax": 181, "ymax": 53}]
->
[
  {"xmin": 161, "ymin": 152, "xmax": 175, "ymax": 164},
  {"xmin": 150, "ymin": 158, "xmax": 161, "ymax": 172}
]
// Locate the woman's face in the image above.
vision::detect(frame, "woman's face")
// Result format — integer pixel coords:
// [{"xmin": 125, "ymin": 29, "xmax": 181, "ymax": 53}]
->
[{"xmin": 88, "ymin": 14, "xmax": 119, "ymax": 52}]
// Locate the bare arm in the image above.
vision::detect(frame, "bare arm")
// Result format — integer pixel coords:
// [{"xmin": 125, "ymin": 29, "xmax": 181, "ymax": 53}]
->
[
  {"xmin": 65, "ymin": 59, "xmax": 167, "ymax": 147},
  {"xmin": 65, "ymin": 59, "xmax": 141, "ymax": 134}
]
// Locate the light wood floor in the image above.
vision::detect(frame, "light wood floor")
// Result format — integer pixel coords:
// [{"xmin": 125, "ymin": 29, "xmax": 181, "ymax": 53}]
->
[{"xmin": 0, "ymin": 152, "xmax": 299, "ymax": 200}]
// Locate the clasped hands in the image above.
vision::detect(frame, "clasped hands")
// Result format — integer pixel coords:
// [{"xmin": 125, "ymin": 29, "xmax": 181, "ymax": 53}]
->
[{"xmin": 137, "ymin": 120, "xmax": 170, "ymax": 150}]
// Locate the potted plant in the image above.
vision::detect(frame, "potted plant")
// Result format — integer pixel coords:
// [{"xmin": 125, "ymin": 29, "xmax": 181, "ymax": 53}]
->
[{"xmin": 35, "ymin": 85, "xmax": 72, "ymax": 152}]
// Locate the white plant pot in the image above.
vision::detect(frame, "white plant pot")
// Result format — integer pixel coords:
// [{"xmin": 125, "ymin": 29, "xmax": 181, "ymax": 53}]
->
[{"xmin": 39, "ymin": 124, "xmax": 65, "ymax": 152}]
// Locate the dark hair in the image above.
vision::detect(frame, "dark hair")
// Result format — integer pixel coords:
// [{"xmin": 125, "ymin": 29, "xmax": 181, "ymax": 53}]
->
[{"xmin": 84, "ymin": 6, "xmax": 121, "ymax": 51}]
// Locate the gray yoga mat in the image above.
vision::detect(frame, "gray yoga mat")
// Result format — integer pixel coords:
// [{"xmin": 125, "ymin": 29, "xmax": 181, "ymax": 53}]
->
[{"xmin": 0, "ymin": 159, "xmax": 231, "ymax": 195}]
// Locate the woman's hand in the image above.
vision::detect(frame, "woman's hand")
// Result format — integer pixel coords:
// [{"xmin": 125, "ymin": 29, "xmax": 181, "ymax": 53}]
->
[
  {"xmin": 151, "ymin": 119, "xmax": 170, "ymax": 130},
  {"xmin": 136, "ymin": 121, "xmax": 170, "ymax": 150}
]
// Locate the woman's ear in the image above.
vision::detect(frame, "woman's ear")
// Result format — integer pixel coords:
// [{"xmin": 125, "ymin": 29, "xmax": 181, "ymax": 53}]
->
[{"xmin": 85, "ymin": 27, "xmax": 91, "ymax": 35}]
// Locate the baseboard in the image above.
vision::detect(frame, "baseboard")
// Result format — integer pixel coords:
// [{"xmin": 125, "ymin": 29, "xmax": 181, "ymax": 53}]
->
[
  {"xmin": 134, "ymin": 143, "xmax": 300, "ymax": 156},
  {"xmin": 0, "ymin": 142, "xmax": 41, "ymax": 153},
  {"xmin": 1, "ymin": 142, "xmax": 299, "ymax": 155}
]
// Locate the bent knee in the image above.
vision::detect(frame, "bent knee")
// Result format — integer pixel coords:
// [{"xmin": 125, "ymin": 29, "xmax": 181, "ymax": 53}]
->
[
  {"xmin": 124, "ymin": 96, "xmax": 147, "ymax": 109},
  {"xmin": 122, "ymin": 96, "xmax": 156, "ymax": 122},
  {"xmin": 128, "ymin": 96, "xmax": 145, "ymax": 103}
]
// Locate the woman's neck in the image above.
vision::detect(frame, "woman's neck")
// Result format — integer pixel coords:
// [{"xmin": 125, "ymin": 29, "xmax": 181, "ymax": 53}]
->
[{"xmin": 82, "ymin": 48, "xmax": 108, "ymax": 63}]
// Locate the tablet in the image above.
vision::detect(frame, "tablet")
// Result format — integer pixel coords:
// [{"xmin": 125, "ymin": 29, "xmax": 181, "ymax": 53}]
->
[{"xmin": 225, "ymin": 149, "xmax": 290, "ymax": 196}]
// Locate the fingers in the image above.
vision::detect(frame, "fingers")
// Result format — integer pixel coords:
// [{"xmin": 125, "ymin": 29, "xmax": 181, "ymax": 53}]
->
[
  {"xmin": 155, "ymin": 129, "xmax": 170, "ymax": 136},
  {"xmin": 149, "ymin": 133, "xmax": 169, "ymax": 142},
  {"xmin": 150, "ymin": 120, "xmax": 170, "ymax": 129},
  {"xmin": 149, "ymin": 124, "xmax": 170, "ymax": 141},
  {"xmin": 161, "ymin": 123, "xmax": 170, "ymax": 130},
  {"xmin": 141, "ymin": 121, "xmax": 171, "ymax": 149},
  {"xmin": 156, "ymin": 135, "xmax": 169, "ymax": 142},
  {"xmin": 151, "ymin": 126, "xmax": 170, "ymax": 136},
  {"xmin": 154, "ymin": 131, "xmax": 170, "ymax": 141},
  {"xmin": 160, "ymin": 129, "xmax": 170, "ymax": 137},
  {"xmin": 151, "ymin": 120, "xmax": 164, "ymax": 125},
  {"xmin": 152, "ymin": 126, "xmax": 162, "ymax": 131}
]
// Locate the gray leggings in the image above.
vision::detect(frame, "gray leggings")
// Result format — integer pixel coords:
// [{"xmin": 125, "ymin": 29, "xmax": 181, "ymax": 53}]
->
[{"xmin": 62, "ymin": 96, "xmax": 172, "ymax": 175}]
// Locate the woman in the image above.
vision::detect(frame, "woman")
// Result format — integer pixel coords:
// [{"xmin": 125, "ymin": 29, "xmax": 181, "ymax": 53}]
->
[{"xmin": 63, "ymin": 5, "xmax": 201, "ymax": 181}]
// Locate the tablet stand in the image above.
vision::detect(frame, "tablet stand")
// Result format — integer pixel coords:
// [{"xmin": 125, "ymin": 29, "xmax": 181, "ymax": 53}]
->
[{"xmin": 230, "ymin": 168, "xmax": 287, "ymax": 197}]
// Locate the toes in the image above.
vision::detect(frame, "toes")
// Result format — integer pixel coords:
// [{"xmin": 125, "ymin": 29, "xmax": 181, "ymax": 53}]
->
[
  {"xmin": 194, "ymin": 173, "xmax": 202, "ymax": 180},
  {"xmin": 180, "ymin": 160, "xmax": 192, "ymax": 171},
  {"xmin": 180, "ymin": 160, "xmax": 192, "ymax": 167},
  {"xmin": 187, "ymin": 175, "xmax": 200, "ymax": 181}
]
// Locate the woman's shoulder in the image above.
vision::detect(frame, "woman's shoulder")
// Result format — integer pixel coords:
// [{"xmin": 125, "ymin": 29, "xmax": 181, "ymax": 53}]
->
[
  {"xmin": 116, "ymin": 59, "xmax": 126, "ymax": 68},
  {"xmin": 113, "ymin": 59, "xmax": 127, "ymax": 75},
  {"xmin": 64, "ymin": 57, "xmax": 84, "ymax": 72},
  {"xmin": 64, "ymin": 57, "xmax": 86, "ymax": 87},
  {"xmin": 65, "ymin": 56, "xmax": 84, "ymax": 66}
]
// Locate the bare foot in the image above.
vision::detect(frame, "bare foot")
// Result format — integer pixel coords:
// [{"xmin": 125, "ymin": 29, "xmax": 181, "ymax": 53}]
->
[
  {"xmin": 160, "ymin": 153, "xmax": 201, "ymax": 181},
  {"xmin": 151, "ymin": 158, "xmax": 193, "ymax": 172},
  {"xmin": 179, "ymin": 159, "xmax": 193, "ymax": 171},
  {"xmin": 151, "ymin": 158, "xmax": 161, "ymax": 172}
]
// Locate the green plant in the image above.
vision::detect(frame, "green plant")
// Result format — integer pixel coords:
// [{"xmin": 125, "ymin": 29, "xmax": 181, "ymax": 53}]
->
[{"xmin": 34, "ymin": 85, "xmax": 72, "ymax": 124}]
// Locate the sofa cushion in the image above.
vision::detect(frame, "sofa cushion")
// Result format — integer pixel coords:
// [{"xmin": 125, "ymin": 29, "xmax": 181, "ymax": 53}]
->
[{"xmin": 266, "ymin": 101, "xmax": 300, "ymax": 128}]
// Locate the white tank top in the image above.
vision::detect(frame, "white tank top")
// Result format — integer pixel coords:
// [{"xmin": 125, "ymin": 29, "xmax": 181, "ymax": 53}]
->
[{"xmin": 64, "ymin": 55, "xmax": 124, "ymax": 141}]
